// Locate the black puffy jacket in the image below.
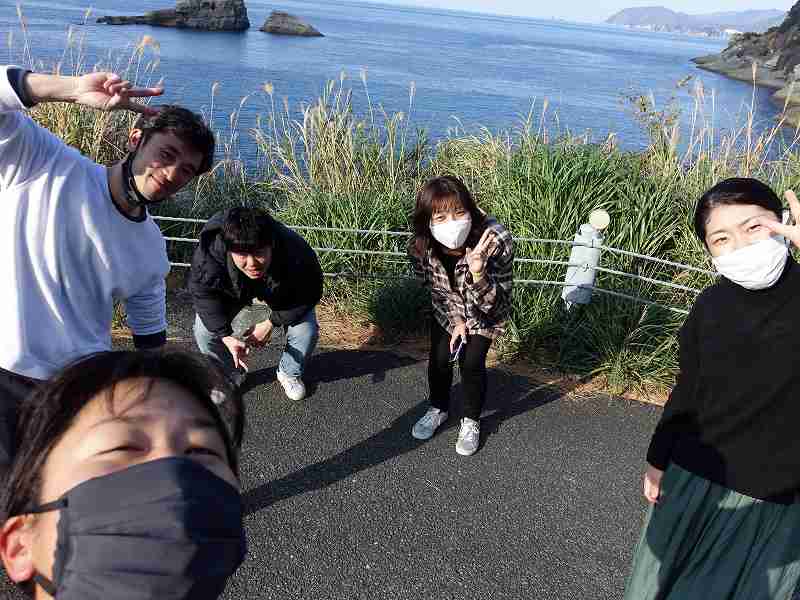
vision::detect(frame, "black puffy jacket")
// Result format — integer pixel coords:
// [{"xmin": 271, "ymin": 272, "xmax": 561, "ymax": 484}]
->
[{"xmin": 189, "ymin": 210, "xmax": 323, "ymax": 337}]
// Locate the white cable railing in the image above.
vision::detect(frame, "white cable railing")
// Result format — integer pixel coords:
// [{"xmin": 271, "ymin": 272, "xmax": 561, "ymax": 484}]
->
[{"xmin": 153, "ymin": 215, "xmax": 713, "ymax": 316}]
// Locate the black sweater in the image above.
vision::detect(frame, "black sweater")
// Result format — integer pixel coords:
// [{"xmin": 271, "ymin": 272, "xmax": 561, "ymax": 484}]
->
[
  {"xmin": 189, "ymin": 210, "xmax": 323, "ymax": 337},
  {"xmin": 647, "ymin": 256, "xmax": 800, "ymax": 502}
]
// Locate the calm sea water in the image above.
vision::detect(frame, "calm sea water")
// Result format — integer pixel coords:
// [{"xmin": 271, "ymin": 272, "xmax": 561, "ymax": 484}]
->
[{"xmin": 2, "ymin": 0, "xmax": 789, "ymax": 162}]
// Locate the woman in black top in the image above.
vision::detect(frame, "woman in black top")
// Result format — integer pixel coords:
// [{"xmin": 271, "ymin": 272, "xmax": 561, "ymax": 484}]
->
[{"xmin": 625, "ymin": 178, "xmax": 800, "ymax": 599}]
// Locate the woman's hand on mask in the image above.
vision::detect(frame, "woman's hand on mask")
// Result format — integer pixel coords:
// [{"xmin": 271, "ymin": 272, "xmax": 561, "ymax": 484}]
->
[
  {"xmin": 759, "ymin": 190, "xmax": 800, "ymax": 249},
  {"xmin": 465, "ymin": 229, "xmax": 497, "ymax": 276}
]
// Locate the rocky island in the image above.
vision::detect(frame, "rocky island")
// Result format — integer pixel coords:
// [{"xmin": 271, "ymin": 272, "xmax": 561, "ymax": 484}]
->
[
  {"xmin": 692, "ymin": 0, "xmax": 800, "ymax": 127},
  {"xmin": 260, "ymin": 11, "xmax": 324, "ymax": 37},
  {"xmin": 97, "ymin": 0, "xmax": 250, "ymax": 31}
]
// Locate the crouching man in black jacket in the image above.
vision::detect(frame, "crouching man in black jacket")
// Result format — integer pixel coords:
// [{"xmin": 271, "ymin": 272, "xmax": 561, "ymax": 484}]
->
[{"xmin": 190, "ymin": 207, "xmax": 323, "ymax": 401}]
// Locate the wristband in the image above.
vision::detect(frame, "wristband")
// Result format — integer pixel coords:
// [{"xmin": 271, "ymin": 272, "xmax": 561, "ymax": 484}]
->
[{"xmin": 9, "ymin": 68, "xmax": 35, "ymax": 108}]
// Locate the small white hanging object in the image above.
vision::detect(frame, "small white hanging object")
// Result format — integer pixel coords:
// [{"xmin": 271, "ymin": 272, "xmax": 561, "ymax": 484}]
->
[
  {"xmin": 561, "ymin": 209, "xmax": 611, "ymax": 308},
  {"xmin": 589, "ymin": 209, "xmax": 610, "ymax": 231}
]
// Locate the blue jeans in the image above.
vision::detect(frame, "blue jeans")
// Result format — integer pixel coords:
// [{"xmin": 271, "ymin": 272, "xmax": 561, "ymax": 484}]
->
[{"xmin": 193, "ymin": 308, "xmax": 319, "ymax": 381}]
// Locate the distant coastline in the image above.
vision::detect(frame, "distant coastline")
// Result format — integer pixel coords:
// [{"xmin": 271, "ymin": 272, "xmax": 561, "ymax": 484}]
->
[
  {"xmin": 607, "ymin": 23, "xmax": 737, "ymax": 40},
  {"xmin": 689, "ymin": 2, "xmax": 800, "ymax": 129},
  {"xmin": 606, "ymin": 6, "xmax": 784, "ymax": 40}
]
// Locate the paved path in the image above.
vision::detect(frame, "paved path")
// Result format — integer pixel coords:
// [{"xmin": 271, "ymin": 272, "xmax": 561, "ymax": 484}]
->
[{"xmin": 1, "ymin": 340, "xmax": 661, "ymax": 599}]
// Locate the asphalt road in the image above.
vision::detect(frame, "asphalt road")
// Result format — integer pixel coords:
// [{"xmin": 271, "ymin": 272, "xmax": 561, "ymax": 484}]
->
[
  {"xmin": 224, "ymin": 340, "xmax": 661, "ymax": 599},
  {"xmin": 0, "ymin": 337, "xmax": 661, "ymax": 599}
]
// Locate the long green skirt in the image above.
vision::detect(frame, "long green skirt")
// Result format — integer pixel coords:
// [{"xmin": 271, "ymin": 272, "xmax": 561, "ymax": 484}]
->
[{"xmin": 624, "ymin": 464, "xmax": 800, "ymax": 600}]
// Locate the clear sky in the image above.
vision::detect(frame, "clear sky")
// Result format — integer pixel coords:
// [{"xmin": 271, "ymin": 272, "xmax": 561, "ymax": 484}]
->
[{"xmin": 364, "ymin": 0, "xmax": 797, "ymax": 24}]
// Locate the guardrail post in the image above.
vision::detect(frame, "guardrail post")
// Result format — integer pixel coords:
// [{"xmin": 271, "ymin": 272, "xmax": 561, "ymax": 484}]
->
[{"xmin": 561, "ymin": 210, "xmax": 609, "ymax": 309}]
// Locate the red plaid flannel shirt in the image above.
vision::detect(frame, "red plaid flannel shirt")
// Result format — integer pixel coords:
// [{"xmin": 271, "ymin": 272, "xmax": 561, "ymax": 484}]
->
[{"xmin": 408, "ymin": 217, "xmax": 514, "ymax": 340}]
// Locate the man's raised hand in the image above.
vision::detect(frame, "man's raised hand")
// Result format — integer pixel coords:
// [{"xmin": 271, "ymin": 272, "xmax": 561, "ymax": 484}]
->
[{"xmin": 71, "ymin": 72, "xmax": 163, "ymax": 116}]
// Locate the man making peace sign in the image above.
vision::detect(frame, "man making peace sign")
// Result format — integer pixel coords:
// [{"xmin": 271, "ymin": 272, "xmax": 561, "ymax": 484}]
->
[{"xmin": 0, "ymin": 66, "xmax": 215, "ymax": 476}]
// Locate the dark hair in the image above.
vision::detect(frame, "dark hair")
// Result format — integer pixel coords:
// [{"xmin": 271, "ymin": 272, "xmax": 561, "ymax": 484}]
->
[
  {"xmin": 133, "ymin": 105, "xmax": 215, "ymax": 175},
  {"xmin": 412, "ymin": 175, "xmax": 486, "ymax": 255},
  {"xmin": 1, "ymin": 350, "xmax": 244, "ymax": 522},
  {"xmin": 222, "ymin": 207, "xmax": 274, "ymax": 253},
  {"xmin": 694, "ymin": 177, "xmax": 782, "ymax": 244}
]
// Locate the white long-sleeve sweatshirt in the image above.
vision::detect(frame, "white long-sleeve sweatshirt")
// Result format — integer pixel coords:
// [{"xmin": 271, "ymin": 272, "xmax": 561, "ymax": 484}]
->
[{"xmin": 0, "ymin": 66, "xmax": 169, "ymax": 380}]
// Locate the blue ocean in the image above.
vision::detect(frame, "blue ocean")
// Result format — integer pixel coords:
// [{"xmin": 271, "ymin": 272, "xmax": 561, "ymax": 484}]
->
[{"xmin": 2, "ymin": 0, "xmax": 788, "ymax": 161}]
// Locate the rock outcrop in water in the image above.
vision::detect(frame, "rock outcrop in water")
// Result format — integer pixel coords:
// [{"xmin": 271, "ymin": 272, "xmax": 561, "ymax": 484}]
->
[
  {"xmin": 97, "ymin": 0, "xmax": 250, "ymax": 31},
  {"xmin": 692, "ymin": 0, "xmax": 800, "ymax": 126},
  {"xmin": 260, "ymin": 11, "xmax": 323, "ymax": 37}
]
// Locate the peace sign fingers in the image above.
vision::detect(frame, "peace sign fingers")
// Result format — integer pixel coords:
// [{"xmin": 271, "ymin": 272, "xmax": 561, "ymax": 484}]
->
[
  {"xmin": 466, "ymin": 228, "xmax": 496, "ymax": 274},
  {"xmin": 473, "ymin": 228, "xmax": 494, "ymax": 255},
  {"xmin": 758, "ymin": 189, "xmax": 800, "ymax": 250}
]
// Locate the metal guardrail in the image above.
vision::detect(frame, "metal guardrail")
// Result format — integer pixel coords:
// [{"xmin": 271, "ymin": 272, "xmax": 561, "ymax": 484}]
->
[{"xmin": 153, "ymin": 215, "xmax": 713, "ymax": 316}]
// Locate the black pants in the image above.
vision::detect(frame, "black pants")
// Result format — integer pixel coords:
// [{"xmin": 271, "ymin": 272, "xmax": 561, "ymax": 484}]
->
[
  {"xmin": 0, "ymin": 368, "xmax": 42, "ymax": 478},
  {"xmin": 428, "ymin": 320, "xmax": 492, "ymax": 421}
]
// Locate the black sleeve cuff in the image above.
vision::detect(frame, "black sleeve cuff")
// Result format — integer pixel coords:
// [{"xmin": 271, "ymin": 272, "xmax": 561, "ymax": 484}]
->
[
  {"xmin": 8, "ymin": 68, "xmax": 35, "ymax": 108},
  {"xmin": 645, "ymin": 430, "xmax": 672, "ymax": 471},
  {"xmin": 133, "ymin": 330, "xmax": 167, "ymax": 350}
]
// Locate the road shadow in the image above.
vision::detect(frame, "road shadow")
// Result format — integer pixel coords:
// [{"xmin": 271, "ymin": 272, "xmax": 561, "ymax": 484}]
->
[
  {"xmin": 240, "ymin": 348, "xmax": 420, "ymax": 397},
  {"xmin": 242, "ymin": 361, "xmax": 575, "ymax": 516}
]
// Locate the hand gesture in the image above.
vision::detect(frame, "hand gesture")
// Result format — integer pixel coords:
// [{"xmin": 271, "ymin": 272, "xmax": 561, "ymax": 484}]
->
[
  {"xmin": 450, "ymin": 321, "xmax": 468, "ymax": 353},
  {"xmin": 243, "ymin": 321, "xmax": 273, "ymax": 348},
  {"xmin": 643, "ymin": 465, "xmax": 664, "ymax": 504},
  {"xmin": 465, "ymin": 229, "xmax": 496, "ymax": 275},
  {"xmin": 72, "ymin": 71, "xmax": 163, "ymax": 116},
  {"xmin": 222, "ymin": 335, "xmax": 250, "ymax": 372},
  {"xmin": 758, "ymin": 190, "xmax": 800, "ymax": 249}
]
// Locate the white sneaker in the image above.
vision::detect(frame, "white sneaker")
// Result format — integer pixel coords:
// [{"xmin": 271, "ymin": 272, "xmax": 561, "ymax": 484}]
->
[
  {"xmin": 456, "ymin": 418, "xmax": 480, "ymax": 456},
  {"xmin": 412, "ymin": 407, "xmax": 448, "ymax": 440},
  {"xmin": 277, "ymin": 369, "xmax": 306, "ymax": 401}
]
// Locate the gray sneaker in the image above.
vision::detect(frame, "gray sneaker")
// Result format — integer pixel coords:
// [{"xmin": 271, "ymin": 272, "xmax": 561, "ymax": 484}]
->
[
  {"xmin": 455, "ymin": 418, "xmax": 480, "ymax": 456},
  {"xmin": 412, "ymin": 407, "xmax": 448, "ymax": 440}
]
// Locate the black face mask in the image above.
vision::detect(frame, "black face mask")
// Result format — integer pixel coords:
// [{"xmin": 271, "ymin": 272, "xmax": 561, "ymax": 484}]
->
[
  {"xmin": 121, "ymin": 148, "xmax": 157, "ymax": 209},
  {"xmin": 27, "ymin": 457, "xmax": 247, "ymax": 599}
]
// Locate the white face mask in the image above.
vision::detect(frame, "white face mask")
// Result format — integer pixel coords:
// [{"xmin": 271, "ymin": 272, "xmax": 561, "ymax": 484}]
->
[
  {"xmin": 431, "ymin": 217, "xmax": 472, "ymax": 250},
  {"xmin": 712, "ymin": 236, "xmax": 789, "ymax": 290}
]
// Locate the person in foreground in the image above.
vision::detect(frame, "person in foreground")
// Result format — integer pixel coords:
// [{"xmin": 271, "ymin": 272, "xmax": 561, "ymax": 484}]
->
[
  {"xmin": 0, "ymin": 65, "xmax": 215, "ymax": 475},
  {"xmin": 0, "ymin": 350, "xmax": 247, "ymax": 599},
  {"xmin": 190, "ymin": 207, "xmax": 323, "ymax": 401},
  {"xmin": 625, "ymin": 178, "xmax": 800, "ymax": 599},
  {"xmin": 408, "ymin": 176, "xmax": 514, "ymax": 456}
]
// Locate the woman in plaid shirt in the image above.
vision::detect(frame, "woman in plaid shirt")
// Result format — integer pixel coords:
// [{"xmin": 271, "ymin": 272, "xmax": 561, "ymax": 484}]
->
[{"xmin": 408, "ymin": 176, "xmax": 514, "ymax": 456}]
